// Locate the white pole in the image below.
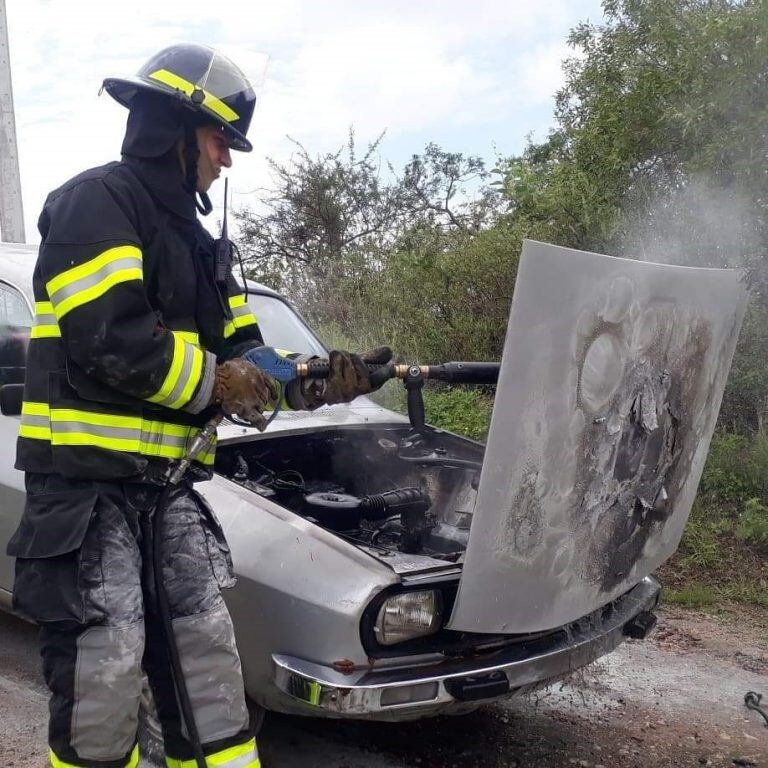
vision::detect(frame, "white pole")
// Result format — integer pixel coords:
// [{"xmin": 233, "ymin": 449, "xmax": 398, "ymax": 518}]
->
[{"xmin": 0, "ymin": 0, "xmax": 24, "ymax": 243}]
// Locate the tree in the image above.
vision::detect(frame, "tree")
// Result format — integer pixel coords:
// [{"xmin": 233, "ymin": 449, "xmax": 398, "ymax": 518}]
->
[
  {"xmin": 234, "ymin": 131, "xmax": 404, "ymax": 314},
  {"xmin": 234, "ymin": 132, "xmax": 496, "ymax": 328},
  {"xmin": 497, "ymin": 0, "xmax": 768, "ymax": 273},
  {"xmin": 401, "ymin": 142, "xmax": 495, "ymax": 233},
  {"xmin": 493, "ymin": 0, "xmax": 768, "ymax": 433}
]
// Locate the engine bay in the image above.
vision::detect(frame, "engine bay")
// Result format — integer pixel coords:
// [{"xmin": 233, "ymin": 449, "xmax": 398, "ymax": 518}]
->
[{"xmin": 214, "ymin": 425, "xmax": 484, "ymax": 561}]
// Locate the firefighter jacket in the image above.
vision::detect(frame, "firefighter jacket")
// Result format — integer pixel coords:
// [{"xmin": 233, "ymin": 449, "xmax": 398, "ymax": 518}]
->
[{"xmin": 15, "ymin": 154, "xmax": 263, "ymax": 481}]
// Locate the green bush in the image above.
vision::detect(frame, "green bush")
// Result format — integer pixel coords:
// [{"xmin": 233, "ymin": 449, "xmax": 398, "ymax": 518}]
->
[
  {"xmin": 698, "ymin": 433, "xmax": 768, "ymax": 506},
  {"xmin": 736, "ymin": 498, "xmax": 768, "ymax": 553},
  {"xmin": 423, "ymin": 386, "xmax": 493, "ymax": 442},
  {"xmin": 677, "ymin": 512, "xmax": 729, "ymax": 569}
]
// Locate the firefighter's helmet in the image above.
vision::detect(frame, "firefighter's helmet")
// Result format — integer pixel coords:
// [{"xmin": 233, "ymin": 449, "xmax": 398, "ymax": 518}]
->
[{"xmin": 103, "ymin": 43, "xmax": 256, "ymax": 152}]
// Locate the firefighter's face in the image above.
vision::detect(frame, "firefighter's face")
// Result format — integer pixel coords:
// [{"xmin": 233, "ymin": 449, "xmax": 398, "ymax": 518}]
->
[{"xmin": 195, "ymin": 125, "xmax": 233, "ymax": 192}]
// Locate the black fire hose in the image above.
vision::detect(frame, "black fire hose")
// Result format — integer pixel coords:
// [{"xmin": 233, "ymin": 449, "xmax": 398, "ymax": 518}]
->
[
  {"xmin": 298, "ymin": 358, "xmax": 501, "ymax": 385},
  {"xmin": 152, "ymin": 480, "xmax": 207, "ymax": 768},
  {"xmin": 151, "ymin": 415, "xmax": 223, "ymax": 768}
]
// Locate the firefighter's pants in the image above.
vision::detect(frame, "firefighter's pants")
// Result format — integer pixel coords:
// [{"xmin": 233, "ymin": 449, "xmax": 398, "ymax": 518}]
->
[{"xmin": 8, "ymin": 473, "xmax": 259, "ymax": 768}]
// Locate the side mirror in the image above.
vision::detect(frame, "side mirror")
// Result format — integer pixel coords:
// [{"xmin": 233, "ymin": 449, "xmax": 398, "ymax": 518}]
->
[{"xmin": 0, "ymin": 384, "xmax": 24, "ymax": 416}]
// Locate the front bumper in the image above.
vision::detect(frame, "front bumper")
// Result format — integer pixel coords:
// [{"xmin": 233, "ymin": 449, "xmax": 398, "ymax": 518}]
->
[{"xmin": 272, "ymin": 576, "xmax": 660, "ymax": 717}]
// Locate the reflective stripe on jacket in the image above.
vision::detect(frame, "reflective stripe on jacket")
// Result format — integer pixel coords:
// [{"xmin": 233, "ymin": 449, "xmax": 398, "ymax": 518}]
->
[{"xmin": 16, "ymin": 159, "xmax": 262, "ymax": 480}]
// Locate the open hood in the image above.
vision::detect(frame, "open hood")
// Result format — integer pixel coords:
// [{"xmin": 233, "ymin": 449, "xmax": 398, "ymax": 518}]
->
[{"xmin": 448, "ymin": 240, "xmax": 747, "ymax": 634}]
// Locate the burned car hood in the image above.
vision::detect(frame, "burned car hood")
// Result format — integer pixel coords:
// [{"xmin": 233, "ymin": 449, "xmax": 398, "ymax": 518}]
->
[{"xmin": 448, "ymin": 240, "xmax": 747, "ymax": 634}]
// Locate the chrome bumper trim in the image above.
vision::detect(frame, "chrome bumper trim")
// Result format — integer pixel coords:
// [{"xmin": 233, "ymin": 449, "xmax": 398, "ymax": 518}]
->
[{"xmin": 272, "ymin": 576, "xmax": 660, "ymax": 715}]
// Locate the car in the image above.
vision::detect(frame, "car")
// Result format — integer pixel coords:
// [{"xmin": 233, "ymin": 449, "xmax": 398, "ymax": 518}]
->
[{"xmin": 0, "ymin": 239, "xmax": 746, "ymax": 743}]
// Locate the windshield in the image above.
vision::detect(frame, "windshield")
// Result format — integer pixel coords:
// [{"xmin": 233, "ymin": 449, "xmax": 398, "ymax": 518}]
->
[{"xmin": 247, "ymin": 293, "xmax": 326, "ymax": 356}]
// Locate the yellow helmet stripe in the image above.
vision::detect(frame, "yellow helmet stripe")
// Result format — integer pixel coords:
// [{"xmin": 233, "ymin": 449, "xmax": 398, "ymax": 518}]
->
[{"xmin": 149, "ymin": 68, "xmax": 240, "ymax": 123}]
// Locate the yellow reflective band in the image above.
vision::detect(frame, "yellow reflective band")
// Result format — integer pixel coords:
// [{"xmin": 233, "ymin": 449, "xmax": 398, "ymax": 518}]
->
[
  {"xmin": 223, "ymin": 314, "xmax": 258, "ymax": 339},
  {"xmin": 149, "ymin": 69, "xmax": 240, "ymax": 123},
  {"xmin": 224, "ymin": 293, "xmax": 257, "ymax": 337},
  {"xmin": 19, "ymin": 403, "xmax": 217, "ymax": 464},
  {"xmin": 234, "ymin": 314, "xmax": 256, "ymax": 328},
  {"xmin": 48, "ymin": 409, "xmax": 191, "ymax": 437},
  {"xmin": 152, "ymin": 332, "xmax": 185, "ymax": 403},
  {"xmin": 51, "ymin": 745, "xmax": 139, "ymax": 768},
  {"xmin": 31, "ymin": 300, "xmax": 62, "ymax": 338},
  {"xmin": 178, "ymin": 344, "xmax": 204, "ymax": 407},
  {"xmin": 47, "ymin": 245, "xmax": 143, "ymax": 320},
  {"xmin": 175, "ymin": 330, "xmax": 200, "ymax": 347},
  {"xmin": 49, "ymin": 411, "xmax": 197, "ymax": 457},
  {"xmin": 50, "ymin": 750, "xmax": 78, "ymax": 768},
  {"xmin": 19, "ymin": 424, "xmax": 51, "ymax": 439},
  {"xmin": 31, "ymin": 326, "xmax": 61, "ymax": 338},
  {"xmin": 148, "ymin": 332, "xmax": 204, "ymax": 410},
  {"xmin": 20, "ymin": 401, "xmax": 52, "ymax": 440},
  {"xmin": 51, "ymin": 432, "xmax": 140, "ymax": 451},
  {"xmin": 166, "ymin": 738, "xmax": 259, "ymax": 768},
  {"xmin": 51, "ymin": 408, "xmax": 146, "ymax": 430},
  {"xmin": 47, "ymin": 245, "xmax": 142, "ymax": 295},
  {"xmin": 209, "ymin": 738, "xmax": 259, "ymax": 767},
  {"xmin": 22, "ymin": 401, "xmax": 50, "ymax": 417}
]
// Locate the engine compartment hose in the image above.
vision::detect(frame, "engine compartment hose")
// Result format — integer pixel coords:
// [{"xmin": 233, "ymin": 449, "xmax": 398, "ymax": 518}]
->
[{"xmin": 152, "ymin": 481, "xmax": 208, "ymax": 768}]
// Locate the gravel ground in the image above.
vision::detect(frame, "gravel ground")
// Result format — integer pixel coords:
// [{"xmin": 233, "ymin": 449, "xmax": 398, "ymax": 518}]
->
[{"xmin": 1, "ymin": 604, "xmax": 767, "ymax": 767}]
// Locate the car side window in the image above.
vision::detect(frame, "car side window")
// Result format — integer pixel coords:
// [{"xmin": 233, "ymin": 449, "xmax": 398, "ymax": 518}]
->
[
  {"xmin": 0, "ymin": 282, "xmax": 32, "ymax": 328},
  {"xmin": 0, "ymin": 282, "xmax": 32, "ymax": 380}
]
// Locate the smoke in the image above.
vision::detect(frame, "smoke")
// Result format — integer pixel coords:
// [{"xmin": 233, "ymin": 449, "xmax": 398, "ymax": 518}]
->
[{"xmin": 616, "ymin": 175, "xmax": 762, "ymax": 272}]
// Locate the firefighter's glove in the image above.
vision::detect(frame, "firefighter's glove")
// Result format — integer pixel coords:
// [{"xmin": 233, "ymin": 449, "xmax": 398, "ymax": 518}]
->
[
  {"xmin": 213, "ymin": 359, "xmax": 276, "ymax": 431},
  {"xmin": 323, "ymin": 347, "xmax": 392, "ymax": 405}
]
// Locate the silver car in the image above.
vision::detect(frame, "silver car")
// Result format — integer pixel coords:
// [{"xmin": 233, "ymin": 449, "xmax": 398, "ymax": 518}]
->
[{"xmin": 0, "ymin": 240, "xmax": 746, "ymax": 733}]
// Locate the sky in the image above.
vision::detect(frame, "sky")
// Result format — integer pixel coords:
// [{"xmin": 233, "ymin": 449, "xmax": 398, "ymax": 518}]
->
[{"xmin": 4, "ymin": 0, "xmax": 605, "ymax": 243}]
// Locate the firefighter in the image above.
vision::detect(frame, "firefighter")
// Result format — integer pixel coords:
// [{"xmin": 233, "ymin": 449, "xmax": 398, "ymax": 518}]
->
[{"xmin": 7, "ymin": 43, "xmax": 390, "ymax": 768}]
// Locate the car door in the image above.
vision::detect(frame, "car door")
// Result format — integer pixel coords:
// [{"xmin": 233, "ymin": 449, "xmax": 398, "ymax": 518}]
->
[{"xmin": 0, "ymin": 279, "xmax": 32, "ymax": 598}]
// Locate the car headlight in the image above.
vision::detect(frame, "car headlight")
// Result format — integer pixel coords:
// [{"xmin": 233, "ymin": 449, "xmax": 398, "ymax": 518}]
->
[{"xmin": 373, "ymin": 590, "xmax": 443, "ymax": 646}]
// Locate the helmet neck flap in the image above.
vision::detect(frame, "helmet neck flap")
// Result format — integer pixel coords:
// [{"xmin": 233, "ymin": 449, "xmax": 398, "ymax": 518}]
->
[{"xmin": 121, "ymin": 90, "xmax": 212, "ymax": 217}]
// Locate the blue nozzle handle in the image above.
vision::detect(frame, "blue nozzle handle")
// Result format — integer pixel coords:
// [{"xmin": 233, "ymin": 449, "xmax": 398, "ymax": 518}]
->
[{"xmin": 241, "ymin": 346, "xmax": 301, "ymax": 384}]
